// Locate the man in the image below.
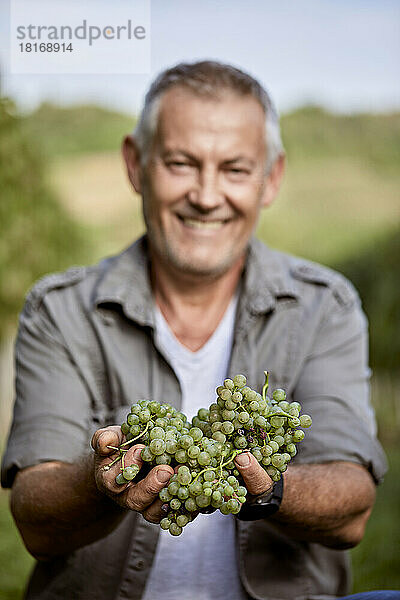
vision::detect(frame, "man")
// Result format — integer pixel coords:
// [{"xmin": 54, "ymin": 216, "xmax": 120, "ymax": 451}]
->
[{"xmin": 1, "ymin": 61, "xmax": 389, "ymax": 600}]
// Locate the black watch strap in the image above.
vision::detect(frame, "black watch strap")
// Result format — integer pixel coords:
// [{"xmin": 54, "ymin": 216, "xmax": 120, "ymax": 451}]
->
[{"xmin": 237, "ymin": 476, "xmax": 284, "ymax": 521}]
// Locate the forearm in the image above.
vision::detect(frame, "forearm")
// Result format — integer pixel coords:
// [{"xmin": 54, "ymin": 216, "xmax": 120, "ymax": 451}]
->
[
  {"xmin": 10, "ymin": 456, "xmax": 126, "ymax": 560},
  {"xmin": 272, "ymin": 461, "xmax": 376, "ymax": 548}
]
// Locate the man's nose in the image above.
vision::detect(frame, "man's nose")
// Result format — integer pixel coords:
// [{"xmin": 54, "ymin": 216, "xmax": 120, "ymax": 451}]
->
[{"xmin": 188, "ymin": 168, "xmax": 224, "ymax": 211}]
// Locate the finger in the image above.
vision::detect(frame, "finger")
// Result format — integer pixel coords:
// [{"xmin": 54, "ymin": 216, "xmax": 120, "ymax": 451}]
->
[
  {"xmin": 124, "ymin": 465, "xmax": 174, "ymax": 513},
  {"xmin": 98, "ymin": 445, "xmax": 145, "ymax": 495},
  {"xmin": 91, "ymin": 426, "xmax": 123, "ymax": 455},
  {"xmin": 142, "ymin": 498, "xmax": 167, "ymax": 524},
  {"xmin": 234, "ymin": 452, "xmax": 273, "ymax": 496}
]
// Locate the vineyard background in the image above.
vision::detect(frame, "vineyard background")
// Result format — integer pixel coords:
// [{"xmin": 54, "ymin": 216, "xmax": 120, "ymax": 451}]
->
[{"xmin": 0, "ymin": 100, "xmax": 399, "ymax": 599}]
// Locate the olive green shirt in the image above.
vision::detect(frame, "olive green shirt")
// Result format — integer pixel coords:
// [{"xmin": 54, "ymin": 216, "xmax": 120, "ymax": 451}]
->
[{"xmin": 2, "ymin": 236, "xmax": 387, "ymax": 600}]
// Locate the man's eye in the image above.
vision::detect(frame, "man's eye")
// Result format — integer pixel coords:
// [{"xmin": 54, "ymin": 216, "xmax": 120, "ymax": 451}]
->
[
  {"xmin": 167, "ymin": 161, "xmax": 191, "ymax": 169},
  {"xmin": 226, "ymin": 167, "xmax": 249, "ymax": 176}
]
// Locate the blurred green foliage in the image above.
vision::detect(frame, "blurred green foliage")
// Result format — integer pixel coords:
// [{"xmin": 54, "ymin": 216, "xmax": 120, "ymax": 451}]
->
[
  {"xmin": 281, "ymin": 106, "xmax": 400, "ymax": 175},
  {"xmin": 336, "ymin": 226, "xmax": 400, "ymax": 373},
  {"xmin": 23, "ymin": 102, "xmax": 135, "ymax": 157},
  {"xmin": 0, "ymin": 99, "xmax": 88, "ymax": 340}
]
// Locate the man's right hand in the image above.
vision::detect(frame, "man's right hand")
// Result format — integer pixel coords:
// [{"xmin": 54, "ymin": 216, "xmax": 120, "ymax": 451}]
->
[{"xmin": 91, "ymin": 426, "xmax": 174, "ymax": 524}]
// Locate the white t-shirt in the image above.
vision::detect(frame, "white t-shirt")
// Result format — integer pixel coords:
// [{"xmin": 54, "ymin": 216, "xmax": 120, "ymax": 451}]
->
[{"xmin": 142, "ymin": 295, "xmax": 248, "ymax": 600}]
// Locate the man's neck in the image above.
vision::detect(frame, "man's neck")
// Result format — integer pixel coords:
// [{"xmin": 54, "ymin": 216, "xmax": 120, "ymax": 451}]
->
[{"xmin": 151, "ymin": 255, "xmax": 244, "ymax": 352}]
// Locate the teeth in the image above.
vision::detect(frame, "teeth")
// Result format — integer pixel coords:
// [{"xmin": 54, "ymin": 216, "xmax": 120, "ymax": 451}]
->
[{"xmin": 182, "ymin": 218, "xmax": 224, "ymax": 230}]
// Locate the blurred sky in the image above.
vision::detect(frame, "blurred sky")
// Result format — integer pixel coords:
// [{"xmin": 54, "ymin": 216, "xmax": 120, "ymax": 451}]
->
[{"xmin": 0, "ymin": 0, "xmax": 399, "ymax": 116}]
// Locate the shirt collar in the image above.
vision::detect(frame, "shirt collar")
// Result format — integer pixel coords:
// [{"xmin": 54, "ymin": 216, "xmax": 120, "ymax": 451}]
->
[{"xmin": 93, "ymin": 235, "xmax": 299, "ymax": 325}]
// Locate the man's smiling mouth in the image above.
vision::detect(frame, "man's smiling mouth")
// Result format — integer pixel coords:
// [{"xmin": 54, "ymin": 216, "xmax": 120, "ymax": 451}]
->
[{"xmin": 178, "ymin": 216, "xmax": 229, "ymax": 230}]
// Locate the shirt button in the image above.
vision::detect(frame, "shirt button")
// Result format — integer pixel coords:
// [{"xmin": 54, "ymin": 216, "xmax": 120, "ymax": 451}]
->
[{"xmin": 134, "ymin": 559, "xmax": 145, "ymax": 570}]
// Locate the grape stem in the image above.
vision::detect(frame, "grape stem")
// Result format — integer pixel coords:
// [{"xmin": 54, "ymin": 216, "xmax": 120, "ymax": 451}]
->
[
  {"xmin": 102, "ymin": 422, "xmax": 150, "ymax": 471},
  {"xmin": 262, "ymin": 371, "xmax": 269, "ymax": 402}
]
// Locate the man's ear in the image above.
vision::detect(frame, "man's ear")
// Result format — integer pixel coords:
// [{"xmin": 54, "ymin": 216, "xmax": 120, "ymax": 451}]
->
[
  {"xmin": 261, "ymin": 154, "xmax": 286, "ymax": 208},
  {"xmin": 122, "ymin": 135, "xmax": 142, "ymax": 194}
]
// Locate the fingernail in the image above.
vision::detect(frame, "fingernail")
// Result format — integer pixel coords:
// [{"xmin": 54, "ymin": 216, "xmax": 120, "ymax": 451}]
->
[
  {"xmin": 156, "ymin": 468, "xmax": 172, "ymax": 484},
  {"xmin": 235, "ymin": 452, "xmax": 250, "ymax": 467}
]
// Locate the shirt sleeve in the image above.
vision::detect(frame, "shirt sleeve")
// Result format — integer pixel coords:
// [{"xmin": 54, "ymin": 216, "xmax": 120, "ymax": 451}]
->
[
  {"xmin": 292, "ymin": 288, "xmax": 388, "ymax": 484},
  {"xmin": 1, "ymin": 298, "xmax": 92, "ymax": 488}
]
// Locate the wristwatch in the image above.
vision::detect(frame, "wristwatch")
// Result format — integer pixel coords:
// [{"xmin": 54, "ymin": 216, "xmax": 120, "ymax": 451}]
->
[{"xmin": 237, "ymin": 476, "xmax": 284, "ymax": 521}]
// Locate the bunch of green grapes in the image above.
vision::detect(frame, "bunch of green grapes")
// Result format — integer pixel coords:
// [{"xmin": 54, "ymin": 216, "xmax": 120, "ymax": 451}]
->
[
  {"xmin": 104, "ymin": 372, "xmax": 311, "ymax": 536},
  {"xmin": 195, "ymin": 372, "xmax": 312, "ymax": 482}
]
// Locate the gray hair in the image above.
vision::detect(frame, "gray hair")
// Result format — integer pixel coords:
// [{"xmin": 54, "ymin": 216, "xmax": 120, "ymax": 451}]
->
[{"xmin": 134, "ymin": 60, "xmax": 284, "ymax": 174}]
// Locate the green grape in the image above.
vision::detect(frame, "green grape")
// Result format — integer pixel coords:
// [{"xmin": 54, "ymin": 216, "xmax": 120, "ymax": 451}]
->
[
  {"xmin": 272, "ymin": 435, "xmax": 285, "ymax": 447},
  {"xmin": 159, "ymin": 488, "xmax": 172, "ymax": 502},
  {"xmin": 185, "ymin": 497, "xmax": 197, "ymax": 512},
  {"xmin": 271, "ymin": 454, "xmax": 285, "ymax": 468},
  {"xmin": 219, "ymin": 388, "xmax": 232, "ymax": 402},
  {"xmin": 168, "ymin": 481, "xmax": 179, "ymax": 496},
  {"xmin": 270, "ymin": 416, "xmax": 284, "ymax": 428},
  {"xmin": 198, "ymin": 451, "xmax": 211, "ymax": 466},
  {"xmin": 261, "ymin": 445, "xmax": 272, "ymax": 457},
  {"xmin": 179, "ymin": 435, "xmax": 194, "ymax": 450},
  {"xmin": 115, "ymin": 473, "xmax": 127, "ymax": 485},
  {"xmin": 170, "ymin": 498, "xmax": 181, "ymax": 510},
  {"xmin": 224, "ymin": 378, "xmax": 235, "ymax": 390},
  {"xmin": 255, "ymin": 415, "xmax": 267, "ymax": 428},
  {"xmin": 121, "ymin": 421, "xmax": 131, "ymax": 433},
  {"xmin": 122, "ymin": 465, "xmax": 139, "ymax": 481},
  {"xmin": 232, "ymin": 391, "xmax": 243, "ymax": 403},
  {"xmin": 149, "ymin": 439, "xmax": 166, "ymax": 455},
  {"xmin": 197, "ymin": 408, "xmax": 210, "ymax": 421},
  {"xmin": 139, "ymin": 409, "xmax": 151, "ymax": 423},
  {"xmin": 289, "ymin": 417, "xmax": 301, "ymax": 427},
  {"xmin": 185, "ymin": 445, "xmax": 198, "ymax": 459},
  {"xmin": 129, "ymin": 424, "xmax": 142, "ymax": 437},
  {"xmin": 249, "ymin": 400, "xmax": 260, "ymax": 412},
  {"xmin": 188, "ymin": 480, "xmax": 203, "ymax": 496},
  {"xmin": 189, "ymin": 427, "xmax": 203, "ymax": 441},
  {"xmin": 165, "ymin": 439, "xmax": 178, "ymax": 454},
  {"xmin": 219, "ymin": 502, "xmax": 230, "ymax": 515},
  {"xmin": 293, "ymin": 429, "xmax": 305, "ymax": 442},
  {"xmin": 272, "ymin": 389, "xmax": 286, "ymax": 402},
  {"xmin": 149, "ymin": 426, "xmax": 165, "ymax": 440},
  {"xmin": 233, "ymin": 374, "xmax": 246, "ymax": 388},
  {"xmin": 221, "ymin": 421, "xmax": 234, "ymax": 435},
  {"xmin": 261, "ymin": 456, "xmax": 271, "ymax": 466},
  {"xmin": 237, "ymin": 485, "xmax": 247, "ymax": 497},
  {"xmin": 252, "ymin": 448, "xmax": 263, "ymax": 461},
  {"xmin": 175, "ymin": 449, "xmax": 187, "ymax": 463},
  {"xmin": 177, "ymin": 466, "xmax": 192, "ymax": 485},
  {"xmin": 234, "ymin": 436, "xmax": 247, "ymax": 449},
  {"xmin": 177, "ymin": 486, "xmax": 189, "ymax": 500},
  {"xmin": 224, "ymin": 484, "xmax": 234, "ymax": 497},
  {"xmin": 176, "ymin": 514, "xmax": 190, "ymax": 528},
  {"xmin": 286, "ymin": 443, "xmax": 297, "ymax": 457},
  {"xmin": 160, "ymin": 517, "xmax": 171, "ymax": 530},
  {"xmin": 156, "ymin": 453, "xmax": 171, "ymax": 465},
  {"xmin": 227, "ymin": 498, "xmax": 241, "ymax": 514},
  {"xmin": 212, "ymin": 490, "xmax": 222, "ymax": 502},
  {"xmin": 196, "ymin": 494, "xmax": 211, "ymax": 508},
  {"xmin": 299, "ymin": 414, "xmax": 312, "ymax": 428},
  {"xmin": 141, "ymin": 447, "xmax": 154, "ymax": 462},
  {"xmin": 268, "ymin": 440, "xmax": 279, "ymax": 453},
  {"xmin": 212, "ymin": 431, "xmax": 226, "ymax": 443},
  {"xmin": 224, "ymin": 399, "xmax": 236, "ymax": 410},
  {"xmin": 221, "ymin": 409, "xmax": 235, "ymax": 421},
  {"xmin": 238, "ymin": 411, "xmax": 250, "ymax": 423},
  {"xmin": 169, "ymin": 523, "xmax": 183, "ymax": 536},
  {"xmin": 203, "ymin": 470, "xmax": 216, "ymax": 482}
]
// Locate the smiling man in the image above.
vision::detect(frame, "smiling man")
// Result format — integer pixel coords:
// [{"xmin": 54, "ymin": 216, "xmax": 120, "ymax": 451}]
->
[{"xmin": 2, "ymin": 61, "xmax": 390, "ymax": 600}]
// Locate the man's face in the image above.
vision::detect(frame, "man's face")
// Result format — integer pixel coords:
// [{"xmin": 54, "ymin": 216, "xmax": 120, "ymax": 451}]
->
[{"xmin": 134, "ymin": 87, "xmax": 274, "ymax": 278}]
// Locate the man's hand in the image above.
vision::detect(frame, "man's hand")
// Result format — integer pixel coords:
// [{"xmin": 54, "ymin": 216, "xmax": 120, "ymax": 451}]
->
[
  {"xmin": 234, "ymin": 451, "xmax": 376, "ymax": 549},
  {"xmin": 91, "ymin": 427, "xmax": 174, "ymax": 524},
  {"xmin": 234, "ymin": 451, "xmax": 274, "ymax": 496}
]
